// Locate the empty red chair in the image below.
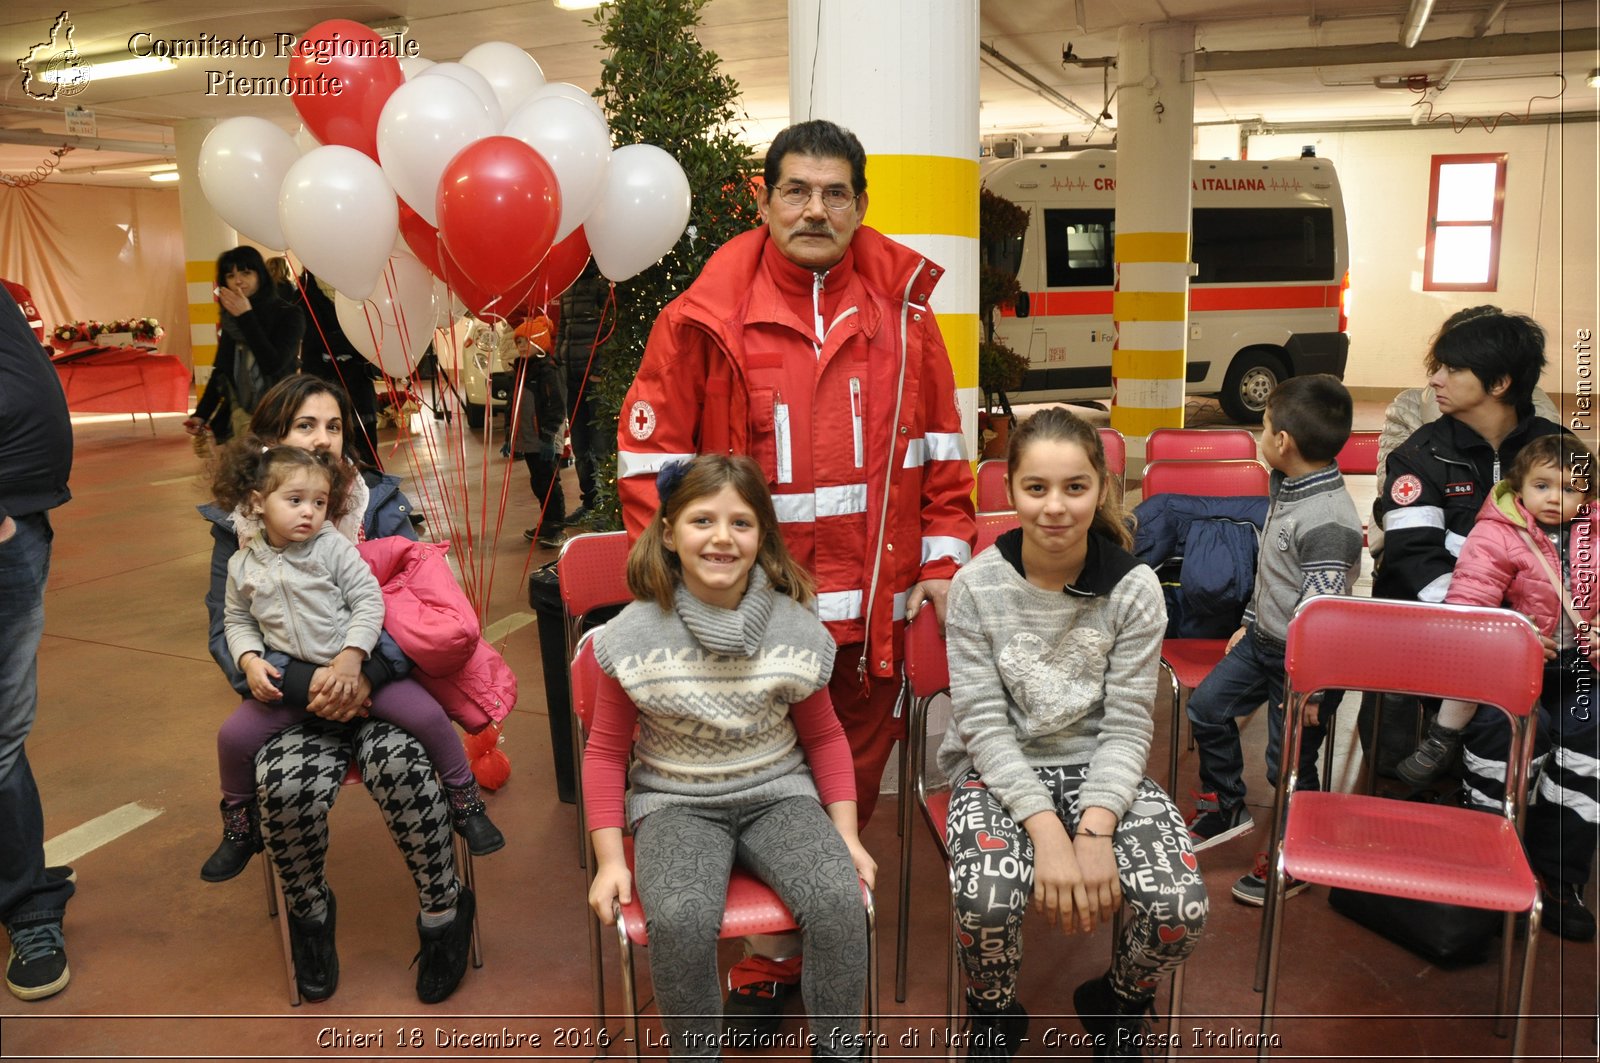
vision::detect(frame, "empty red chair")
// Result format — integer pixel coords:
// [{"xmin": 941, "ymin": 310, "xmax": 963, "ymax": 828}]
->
[{"xmin": 1145, "ymin": 427, "xmax": 1258, "ymax": 463}]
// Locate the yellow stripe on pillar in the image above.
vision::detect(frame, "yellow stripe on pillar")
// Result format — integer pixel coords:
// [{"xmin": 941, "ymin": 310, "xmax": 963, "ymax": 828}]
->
[
  {"xmin": 1114, "ymin": 231, "xmax": 1189, "ymax": 263},
  {"xmin": 1113, "ymin": 290, "xmax": 1186, "ymax": 321},
  {"xmin": 862, "ymin": 155, "xmax": 979, "ymax": 238},
  {"xmin": 187, "ymin": 259, "xmax": 218, "ymax": 367},
  {"xmin": 1113, "ymin": 349, "xmax": 1186, "ymax": 379},
  {"xmin": 936, "ymin": 312, "xmax": 979, "ymax": 389}
]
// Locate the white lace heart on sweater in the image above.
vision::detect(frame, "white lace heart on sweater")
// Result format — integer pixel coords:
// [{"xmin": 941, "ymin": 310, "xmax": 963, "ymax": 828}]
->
[{"xmin": 998, "ymin": 627, "xmax": 1111, "ymax": 737}]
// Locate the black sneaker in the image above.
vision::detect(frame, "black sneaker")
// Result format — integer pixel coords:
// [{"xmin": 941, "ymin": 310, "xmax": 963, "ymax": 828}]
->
[
  {"xmin": 722, "ymin": 954, "xmax": 801, "ymax": 1036},
  {"xmin": 964, "ymin": 994, "xmax": 1029, "ymax": 1060},
  {"xmin": 1231, "ymin": 853, "xmax": 1309, "ymax": 907},
  {"xmin": 287, "ymin": 891, "xmax": 339, "ymax": 1003},
  {"xmin": 1073, "ymin": 973, "xmax": 1156, "ymax": 1060},
  {"xmin": 1540, "ymin": 877, "xmax": 1597, "ymax": 942},
  {"xmin": 536, "ymin": 530, "xmax": 565, "ymax": 550},
  {"xmin": 415, "ymin": 887, "xmax": 476, "ymax": 1003},
  {"xmin": 5, "ymin": 922, "xmax": 69, "ymax": 1001},
  {"xmin": 200, "ymin": 800, "xmax": 262, "ymax": 882},
  {"xmin": 1186, "ymin": 793, "xmax": 1253, "ymax": 851},
  {"xmin": 1395, "ymin": 718, "xmax": 1466, "ymax": 787}
]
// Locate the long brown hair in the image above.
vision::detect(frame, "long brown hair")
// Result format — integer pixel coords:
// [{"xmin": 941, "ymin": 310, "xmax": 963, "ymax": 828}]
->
[
  {"xmin": 1006, "ymin": 406, "xmax": 1134, "ymax": 550},
  {"xmin": 248, "ymin": 375, "xmax": 366, "ymax": 469},
  {"xmin": 627, "ymin": 455, "xmax": 814, "ymax": 610},
  {"xmin": 211, "ymin": 435, "xmax": 354, "ymax": 528}
]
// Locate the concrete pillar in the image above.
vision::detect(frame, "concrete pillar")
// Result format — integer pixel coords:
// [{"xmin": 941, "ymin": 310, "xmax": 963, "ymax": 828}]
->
[
  {"xmin": 1110, "ymin": 23, "xmax": 1195, "ymax": 437},
  {"xmin": 174, "ymin": 118, "xmax": 235, "ymax": 379},
  {"xmin": 789, "ymin": 0, "xmax": 980, "ymax": 452}
]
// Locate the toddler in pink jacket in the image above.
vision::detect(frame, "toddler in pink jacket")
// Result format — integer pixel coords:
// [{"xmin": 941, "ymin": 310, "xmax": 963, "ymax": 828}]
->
[{"xmin": 1398, "ymin": 432, "xmax": 1598, "ymax": 941}]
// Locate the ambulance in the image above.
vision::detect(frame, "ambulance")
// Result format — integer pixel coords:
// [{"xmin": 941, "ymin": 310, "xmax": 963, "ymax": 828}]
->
[{"xmin": 981, "ymin": 151, "xmax": 1350, "ymax": 423}]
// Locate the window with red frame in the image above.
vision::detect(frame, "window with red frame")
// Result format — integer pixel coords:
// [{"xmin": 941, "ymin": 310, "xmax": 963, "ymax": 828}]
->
[{"xmin": 1423, "ymin": 153, "xmax": 1507, "ymax": 291}]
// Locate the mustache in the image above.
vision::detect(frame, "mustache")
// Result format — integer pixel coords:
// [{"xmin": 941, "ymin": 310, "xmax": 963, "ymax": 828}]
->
[{"xmin": 795, "ymin": 223, "xmax": 834, "ymax": 236}]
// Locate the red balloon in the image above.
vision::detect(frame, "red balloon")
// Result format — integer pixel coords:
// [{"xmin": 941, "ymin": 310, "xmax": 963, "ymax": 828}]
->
[
  {"xmin": 437, "ymin": 137, "xmax": 560, "ymax": 300},
  {"xmin": 397, "ymin": 200, "xmax": 445, "ymax": 279},
  {"xmin": 530, "ymin": 228, "xmax": 592, "ymax": 309},
  {"xmin": 289, "ymin": 20, "xmax": 404, "ymax": 161},
  {"xmin": 440, "ymin": 245, "xmax": 540, "ymax": 319}
]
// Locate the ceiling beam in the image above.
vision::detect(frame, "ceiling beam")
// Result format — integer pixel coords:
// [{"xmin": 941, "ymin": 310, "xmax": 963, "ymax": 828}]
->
[
  {"xmin": 0, "ymin": 128, "xmax": 174, "ymax": 156},
  {"xmin": 1193, "ymin": 28, "xmax": 1595, "ymax": 73}
]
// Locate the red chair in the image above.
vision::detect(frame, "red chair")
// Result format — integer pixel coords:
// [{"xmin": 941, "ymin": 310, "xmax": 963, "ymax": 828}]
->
[
  {"xmin": 1145, "ymin": 426, "xmax": 1259, "ymax": 463},
  {"xmin": 976, "ymin": 510, "xmax": 1018, "ymax": 553},
  {"xmin": 892, "ymin": 611, "xmax": 1186, "ymax": 1058},
  {"xmin": 976, "ymin": 428, "xmax": 1126, "ymax": 512},
  {"xmin": 1139, "ymin": 458, "xmax": 1269, "ymax": 501},
  {"xmin": 1137, "ymin": 459, "xmax": 1270, "ymax": 794},
  {"xmin": 1336, "ymin": 430, "xmax": 1380, "ymax": 475},
  {"xmin": 570, "ymin": 635, "xmax": 879, "ymax": 1051},
  {"xmin": 1254, "ymin": 598, "xmax": 1544, "ymax": 1056}
]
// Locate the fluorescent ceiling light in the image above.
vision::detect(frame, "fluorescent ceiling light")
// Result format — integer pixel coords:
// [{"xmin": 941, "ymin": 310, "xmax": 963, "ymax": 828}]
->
[
  {"xmin": 42, "ymin": 55, "xmax": 176, "ymax": 84},
  {"xmin": 553, "ymin": 0, "xmax": 605, "ymax": 10},
  {"xmin": 149, "ymin": 171, "xmax": 180, "ymax": 183}
]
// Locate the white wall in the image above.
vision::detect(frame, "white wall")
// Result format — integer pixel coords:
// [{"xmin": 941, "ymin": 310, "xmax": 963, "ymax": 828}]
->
[{"xmin": 1249, "ymin": 120, "xmax": 1597, "ymax": 397}]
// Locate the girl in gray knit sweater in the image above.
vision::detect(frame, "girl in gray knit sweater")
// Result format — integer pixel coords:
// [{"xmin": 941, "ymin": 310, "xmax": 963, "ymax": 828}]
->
[
  {"xmin": 938, "ymin": 408, "xmax": 1207, "ymax": 1061},
  {"xmin": 584, "ymin": 455, "xmax": 874, "ymax": 1060}
]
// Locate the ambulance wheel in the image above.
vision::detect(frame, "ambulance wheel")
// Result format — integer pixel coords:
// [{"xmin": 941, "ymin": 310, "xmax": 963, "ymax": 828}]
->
[
  {"xmin": 1220, "ymin": 348, "xmax": 1285, "ymax": 424},
  {"xmin": 464, "ymin": 401, "xmax": 486, "ymax": 430}
]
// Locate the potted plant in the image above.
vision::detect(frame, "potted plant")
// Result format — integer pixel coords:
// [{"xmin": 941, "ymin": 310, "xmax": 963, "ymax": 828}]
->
[{"xmin": 977, "ymin": 188, "xmax": 1031, "ymax": 444}]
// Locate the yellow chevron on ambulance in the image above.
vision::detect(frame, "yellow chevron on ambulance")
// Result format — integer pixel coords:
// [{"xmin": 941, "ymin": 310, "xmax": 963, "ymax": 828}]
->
[{"xmin": 982, "ymin": 151, "xmax": 1350, "ymax": 423}]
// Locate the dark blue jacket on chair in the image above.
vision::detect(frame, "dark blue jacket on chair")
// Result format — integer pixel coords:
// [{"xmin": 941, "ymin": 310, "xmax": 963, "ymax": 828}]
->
[{"xmin": 1132, "ymin": 494, "xmax": 1269, "ymax": 639}]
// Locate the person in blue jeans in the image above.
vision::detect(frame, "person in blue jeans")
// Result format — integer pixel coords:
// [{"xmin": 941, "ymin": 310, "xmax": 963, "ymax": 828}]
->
[
  {"xmin": 1181, "ymin": 375, "xmax": 1364, "ymax": 907},
  {"xmin": 0, "ymin": 286, "xmax": 75, "ymax": 1001}
]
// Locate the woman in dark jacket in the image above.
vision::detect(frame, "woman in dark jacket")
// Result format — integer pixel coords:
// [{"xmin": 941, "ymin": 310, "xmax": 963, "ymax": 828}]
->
[{"xmin": 184, "ymin": 246, "xmax": 305, "ymax": 443}]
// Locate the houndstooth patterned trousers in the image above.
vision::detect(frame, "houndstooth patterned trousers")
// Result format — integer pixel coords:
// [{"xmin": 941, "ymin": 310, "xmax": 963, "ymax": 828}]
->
[{"xmin": 255, "ymin": 718, "xmax": 459, "ymax": 919}]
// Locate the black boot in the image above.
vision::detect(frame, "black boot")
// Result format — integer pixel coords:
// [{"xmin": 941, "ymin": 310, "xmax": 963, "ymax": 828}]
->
[
  {"xmin": 287, "ymin": 890, "xmax": 339, "ymax": 1003},
  {"xmin": 200, "ymin": 800, "xmax": 262, "ymax": 882},
  {"xmin": 964, "ymin": 993, "xmax": 1028, "ymax": 1060},
  {"xmin": 1074, "ymin": 973, "xmax": 1157, "ymax": 1061},
  {"xmin": 446, "ymin": 781, "xmax": 505, "ymax": 856},
  {"xmin": 1395, "ymin": 716, "xmax": 1466, "ymax": 787}
]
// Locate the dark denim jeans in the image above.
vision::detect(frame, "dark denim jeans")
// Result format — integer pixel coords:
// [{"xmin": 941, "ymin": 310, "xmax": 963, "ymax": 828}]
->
[
  {"xmin": 1186, "ymin": 623, "xmax": 1335, "ymax": 809},
  {"xmin": 0, "ymin": 512, "xmax": 74, "ymax": 931}
]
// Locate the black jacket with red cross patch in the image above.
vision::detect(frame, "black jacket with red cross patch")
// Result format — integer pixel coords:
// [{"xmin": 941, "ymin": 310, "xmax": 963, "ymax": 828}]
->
[{"xmin": 1372, "ymin": 409, "xmax": 1565, "ymax": 603}]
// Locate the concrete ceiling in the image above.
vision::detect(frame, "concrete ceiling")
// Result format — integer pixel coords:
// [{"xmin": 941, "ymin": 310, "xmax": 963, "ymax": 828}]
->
[{"xmin": 0, "ymin": 0, "xmax": 1593, "ymax": 188}]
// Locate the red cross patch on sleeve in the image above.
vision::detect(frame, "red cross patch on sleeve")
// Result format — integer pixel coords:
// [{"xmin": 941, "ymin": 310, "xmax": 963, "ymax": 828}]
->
[{"xmin": 1390, "ymin": 474, "xmax": 1423, "ymax": 506}]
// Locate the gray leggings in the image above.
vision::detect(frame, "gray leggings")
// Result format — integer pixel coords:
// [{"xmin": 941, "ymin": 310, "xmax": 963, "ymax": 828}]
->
[
  {"xmin": 632, "ymin": 795, "xmax": 867, "ymax": 1060},
  {"xmin": 947, "ymin": 766, "xmax": 1207, "ymax": 1009}
]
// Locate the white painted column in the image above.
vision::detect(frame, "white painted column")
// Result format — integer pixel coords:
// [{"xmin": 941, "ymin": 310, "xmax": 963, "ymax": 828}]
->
[
  {"xmin": 173, "ymin": 118, "xmax": 235, "ymax": 379},
  {"xmin": 1110, "ymin": 23, "xmax": 1195, "ymax": 437},
  {"xmin": 789, "ymin": 0, "xmax": 980, "ymax": 453}
]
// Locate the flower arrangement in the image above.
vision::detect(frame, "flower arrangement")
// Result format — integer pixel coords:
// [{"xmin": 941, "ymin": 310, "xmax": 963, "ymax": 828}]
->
[
  {"xmin": 52, "ymin": 317, "xmax": 164, "ymax": 347},
  {"xmin": 53, "ymin": 320, "xmax": 105, "ymax": 344}
]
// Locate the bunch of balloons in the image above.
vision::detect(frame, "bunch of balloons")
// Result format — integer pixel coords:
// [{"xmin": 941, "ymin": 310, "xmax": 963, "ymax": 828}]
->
[{"xmin": 197, "ymin": 19, "xmax": 691, "ymax": 376}]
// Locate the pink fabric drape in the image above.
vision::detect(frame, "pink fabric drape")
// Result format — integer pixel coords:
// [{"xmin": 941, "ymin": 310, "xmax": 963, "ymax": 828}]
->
[{"xmin": 0, "ymin": 184, "xmax": 190, "ymax": 366}]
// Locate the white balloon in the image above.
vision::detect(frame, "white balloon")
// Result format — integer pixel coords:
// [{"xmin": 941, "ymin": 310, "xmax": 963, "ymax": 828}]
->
[
  {"xmin": 278, "ymin": 146, "xmax": 398, "ymax": 301},
  {"xmin": 460, "ymin": 41, "xmax": 545, "ymax": 118},
  {"xmin": 335, "ymin": 255, "xmax": 439, "ymax": 377},
  {"xmin": 585, "ymin": 143, "xmax": 691, "ymax": 282},
  {"xmin": 399, "ymin": 56, "xmax": 435, "ymax": 81},
  {"xmin": 532, "ymin": 82, "xmax": 607, "ymax": 126},
  {"xmin": 197, "ymin": 117, "xmax": 300, "ymax": 250},
  {"xmin": 503, "ymin": 96, "xmax": 612, "ymax": 242},
  {"xmin": 415, "ymin": 62, "xmax": 503, "ymax": 131},
  {"xmin": 292, "ymin": 123, "xmax": 321, "ymax": 156},
  {"xmin": 377, "ymin": 75, "xmax": 496, "ymax": 226}
]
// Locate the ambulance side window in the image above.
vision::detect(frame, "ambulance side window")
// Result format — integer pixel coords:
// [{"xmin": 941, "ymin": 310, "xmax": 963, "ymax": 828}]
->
[
  {"xmin": 1043, "ymin": 209, "xmax": 1114, "ymax": 288},
  {"xmin": 1192, "ymin": 207, "xmax": 1334, "ymax": 283}
]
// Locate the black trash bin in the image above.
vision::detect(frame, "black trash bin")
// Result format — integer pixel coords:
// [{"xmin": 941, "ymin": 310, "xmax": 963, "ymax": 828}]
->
[{"xmin": 529, "ymin": 560, "xmax": 625, "ymax": 804}]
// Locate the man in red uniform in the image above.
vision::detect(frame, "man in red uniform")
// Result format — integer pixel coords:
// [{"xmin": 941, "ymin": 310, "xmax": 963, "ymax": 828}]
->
[{"xmin": 617, "ymin": 119, "xmax": 976, "ymax": 1029}]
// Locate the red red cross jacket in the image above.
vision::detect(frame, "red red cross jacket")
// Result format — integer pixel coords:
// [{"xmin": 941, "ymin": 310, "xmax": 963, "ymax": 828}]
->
[{"xmin": 618, "ymin": 225, "xmax": 976, "ymax": 679}]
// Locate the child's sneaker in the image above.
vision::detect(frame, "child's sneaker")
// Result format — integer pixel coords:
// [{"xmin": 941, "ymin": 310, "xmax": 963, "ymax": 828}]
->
[
  {"xmin": 1232, "ymin": 852, "xmax": 1309, "ymax": 907},
  {"xmin": 963, "ymin": 993, "xmax": 1029, "ymax": 1060},
  {"xmin": 446, "ymin": 782, "xmax": 505, "ymax": 856},
  {"xmin": 1395, "ymin": 717, "xmax": 1465, "ymax": 787},
  {"xmin": 1186, "ymin": 793, "xmax": 1253, "ymax": 851},
  {"xmin": 200, "ymin": 799, "xmax": 262, "ymax": 882},
  {"xmin": 1539, "ymin": 876, "xmax": 1597, "ymax": 942}
]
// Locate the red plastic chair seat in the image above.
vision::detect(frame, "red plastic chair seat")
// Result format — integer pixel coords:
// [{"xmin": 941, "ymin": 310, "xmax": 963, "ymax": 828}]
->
[
  {"xmin": 1282, "ymin": 792, "xmax": 1538, "ymax": 912},
  {"xmin": 1160, "ymin": 639, "xmax": 1228, "ymax": 689},
  {"xmin": 614, "ymin": 838, "xmax": 803, "ymax": 946}
]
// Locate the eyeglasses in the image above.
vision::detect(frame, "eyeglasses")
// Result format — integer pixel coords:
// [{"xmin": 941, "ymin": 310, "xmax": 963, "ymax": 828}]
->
[{"xmin": 773, "ymin": 183, "xmax": 858, "ymax": 211}]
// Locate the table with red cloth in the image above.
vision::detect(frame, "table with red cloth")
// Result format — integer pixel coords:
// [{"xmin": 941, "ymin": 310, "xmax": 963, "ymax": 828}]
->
[{"xmin": 51, "ymin": 344, "xmax": 189, "ymax": 416}]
